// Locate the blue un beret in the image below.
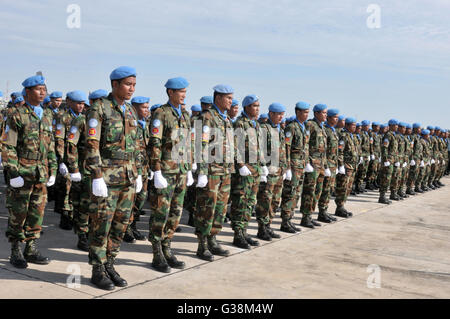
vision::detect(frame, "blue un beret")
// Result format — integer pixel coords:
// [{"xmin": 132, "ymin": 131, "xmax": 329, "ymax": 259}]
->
[
  {"xmin": 259, "ymin": 113, "xmax": 268, "ymax": 120},
  {"xmin": 165, "ymin": 77, "xmax": 189, "ymax": 90},
  {"xmin": 427, "ymin": 126, "xmax": 434, "ymax": 130},
  {"xmin": 50, "ymin": 91, "xmax": 63, "ymax": 99},
  {"xmin": 406, "ymin": 124, "xmax": 412, "ymax": 129},
  {"xmin": 12, "ymin": 91, "xmax": 22, "ymax": 98},
  {"xmin": 295, "ymin": 101, "xmax": 310, "ymax": 110},
  {"xmin": 191, "ymin": 104, "xmax": 202, "ymax": 112},
  {"xmin": 327, "ymin": 108, "xmax": 339, "ymax": 117},
  {"xmin": 67, "ymin": 90, "xmax": 87, "ymax": 102},
  {"xmin": 345, "ymin": 117, "xmax": 356, "ymax": 124},
  {"xmin": 131, "ymin": 96, "xmax": 150, "ymax": 104},
  {"xmin": 372, "ymin": 122, "xmax": 380, "ymax": 126},
  {"xmin": 200, "ymin": 96, "xmax": 213, "ymax": 104},
  {"xmin": 388, "ymin": 119, "xmax": 398, "ymax": 126},
  {"xmin": 413, "ymin": 123, "xmax": 421, "ymax": 129},
  {"xmin": 22, "ymin": 75, "xmax": 45, "ymax": 88},
  {"xmin": 338, "ymin": 115, "xmax": 345, "ymax": 121},
  {"xmin": 21, "ymin": 89, "xmax": 26, "ymax": 97},
  {"xmin": 362, "ymin": 120, "xmax": 370, "ymax": 126},
  {"xmin": 150, "ymin": 104, "xmax": 162, "ymax": 111},
  {"xmin": 398, "ymin": 122, "xmax": 406, "ymax": 127},
  {"xmin": 281, "ymin": 118, "xmax": 286, "ymax": 124},
  {"xmin": 242, "ymin": 94, "xmax": 259, "ymax": 108},
  {"xmin": 213, "ymin": 84, "xmax": 234, "ymax": 94},
  {"xmin": 380, "ymin": 124, "xmax": 387, "ymax": 129},
  {"xmin": 43, "ymin": 96, "xmax": 51, "ymax": 104},
  {"xmin": 110, "ymin": 66, "xmax": 136, "ymax": 80},
  {"xmin": 313, "ymin": 104, "xmax": 327, "ymax": 112},
  {"xmin": 89, "ymin": 89, "xmax": 108, "ymax": 100},
  {"xmin": 435, "ymin": 126, "xmax": 441, "ymax": 131},
  {"xmin": 422, "ymin": 129, "xmax": 430, "ymax": 135},
  {"xmin": 231, "ymin": 99, "xmax": 239, "ymax": 107},
  {"xmin": 14, "ymin": 96, "xmax": 24, "ymax": 104},
  {"xmin": 356, "ymin": 123, "xmax": 361, "ymax": 127},
  {"xmin": 268, "ymin": 102, "xmax": 286, "ymax": 113}
]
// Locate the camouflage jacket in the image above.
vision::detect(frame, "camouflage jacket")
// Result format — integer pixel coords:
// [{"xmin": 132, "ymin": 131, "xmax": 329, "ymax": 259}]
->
[
  {"xmin": 420, "ymin": 138, "xmax": 431, "ymax": 163},
  {"xmin": 66, "ymin": 114, "xmax": 88, "ymax": 175},
  {"xmin": 305, "ymin": 119, "xmax": 328, "ymax": 168},
  {"xmin": 148, "ymin": 103, "xmax": 191, "ymax": 175},
  {"xmin": 136, "ymin": 120, "xmax": 150, "ymax": 177},
  {"xmin": 396, "ymin": 134, "xmax": 406, "ymax": 164},
  {"xmin": 260, "ymin": 118, "xmax": 288, "ymax": 175},
  {"xmin": 198, "ymin": 105, "xmax": 234, "ymax": 176},
  {"xmin": 370, "ymin": 131, "xmax": 382, "ymax": 157},
  {"xmin": 285, "ymin": 119, "xmax": 309, "ymax": 169},
  {"xmin": 354, "ymin": 134, "xmax": 362, "ymax": 157},
  {"xmin": 360, "ymin": 131, "xmax": 371, "ymax": 157},
  {"xmin": 404, "ymin": 135, "xmax": 414, "ymax": 162},
  {"xmin": 54, "ymin": 109, "xmax": 80, "ymax": 165},
  {"xmin": 381, "ymin": 131, "xmax": 399, "ymax": 163},
  {"xmin": 324, "ymin": 124, "xmax": 339, "ymax": 168},
  {"xmin": 337, "ymin": 129, "xmax": 359, "ymax": 170},
  {"xmin": 85, "ymin": 94, "xmax": 141, "ymax": 185},
  {"xmin": 2, "ymin": 103, "xmax": 57, "ymax": 182}
]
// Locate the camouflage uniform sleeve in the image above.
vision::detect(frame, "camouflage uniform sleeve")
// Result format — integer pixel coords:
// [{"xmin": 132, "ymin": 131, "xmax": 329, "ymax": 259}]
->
[
  {"xmin": 47, "ymin": 122, "xmax": 57, "ymax": 177},
  {"xmin": 66, "ymin": 117, "xmax": 82, "ymax": 174},
  {"xmin": 85, "ymin": 100, "xmax": 104, "ymax": 179},
  {"xmin": 135, "ymin": 125, "xmax": 145, "ymax": 176},
  {"xmin": 148, "ymin": 108, "xmax": 165, "ymax": 172},
  {"xmin": 54, "ymin": 113, "xmax": 66, "ymax": 164},
  {"xmin": 381, "ymin": 134, "xmax": 389, "ymax": 162},
  {"xmin": 337, "ymin": 133, "xmax": 345, "ymax": 168},
  {"xmin": 284, "ymin": 124, "xmax": 293, "ymax": 170},
  {"xmin": 1, "ymin": 110, "xmax": 21, "ymax": 179},
  {"xmin": 198, "ymin": 112, "xmax": 212, "ymax": 176}
]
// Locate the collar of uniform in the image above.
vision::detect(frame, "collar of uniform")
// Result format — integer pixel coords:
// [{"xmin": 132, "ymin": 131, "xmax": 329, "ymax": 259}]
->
[
  {"xmin": 110, "ymin": 95, "xmax": 127, "ymax": 115},
  {"xmin": 267, "ymin": 117, "xmax": 280, "ymax": 132},
  {"xmin": 25, "ymin": 101, "xmax": 41, "ymax": 119},
  {"xmin": 325, "ymin": 122, "xmax": 335, "ymax": 132},
  {"xmin": 212, "ymin": 103, "xmax": 227, "ymax": 121},
  {"xmin": 295, "ymin": 119, "xmax": 305, "ymax": 131},
  {"xmin": 168, "ymin": 101, "xmax": 182, "ymax": 118},
  {"xmin": 241, "ymin": 111, "xmax": 257, "ymax": 128},
  {"xmin": 69, "ymin": 108, "xmax": 81, "ymax": 118},
  {"xmin": 313, "ymin": 117, "xmax": 324, "ymax": 128}
]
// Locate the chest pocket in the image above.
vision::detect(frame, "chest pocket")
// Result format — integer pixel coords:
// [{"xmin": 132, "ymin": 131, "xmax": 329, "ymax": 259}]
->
[{"xmin": 104, "ymin": 111, "xmax": 124, "ymax": 143}]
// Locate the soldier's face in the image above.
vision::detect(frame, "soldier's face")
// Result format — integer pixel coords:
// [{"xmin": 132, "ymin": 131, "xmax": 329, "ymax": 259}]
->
[
  {"xmin": 245, "ymin": 101, "xmax": 260, "ymax": 119},
  {"xmin": 192, "ymin": 111, "xmax": 200, "ymax": 117},
  {"xmin": 134, "ymin": 103, "xmax": 149, "ymax": 119},
  {"xmin": 327, "ymin": 115, "xmax": 338, "ymax": 127},
  {"xmin": 269, "ymin": 111, "xmax": 284, "ymax": 125},
  {"xmin": 168, "ymin": 88, "xmax": 187, "ymax": 106},
  {"xmin": 51, "ymin": 98, "xmax": 62, "ymax": 109},
  {"xmin": 362, "ymin": 125, "xmax": 369, "ymax": 132},
  {"xmin": 113, "ymin": 76, "xmax": 136, "ymax": 101},
  {"xmin": 315, "ymin": 110, "xmax": 327, "ymax": 122},
  {"xmin": 347, "ymin": 123, "xmax": 356, "ymax": 133},
  {"xmin": 399, "ymin": 126, "xmax": 406, "ymax": 134},
  {"xmin": 406, "ymin": 128, "xmax": 412, "ymax": 135},
  {"xmin": 372, "ymin": 126, "xmax": 379, "ymax": 132},
  {"xmin": 228, "ymin": 105, "xmax": 239, "ymax": 118},
  {"xmin": 296, "ymin": 109, "xmax": 309, "ymax": 123},
  {"xmin": 216, "ymin": 93, "xmax": 233, "ymax": 111},
  {"xmin": 26, "ymin": 85, "xmax": 47, "ymax": 105},
  {"xmin": 337, "ymin": 119, "xmax": 345, "ymax": 128},
  {"xmin": 68, "ymin": 100, "xmax": 85, "ymax": 114}
]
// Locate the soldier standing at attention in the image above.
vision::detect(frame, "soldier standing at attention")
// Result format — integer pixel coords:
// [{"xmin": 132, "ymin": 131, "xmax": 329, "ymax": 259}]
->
[
  {"xmin": 85, "ymin": 66, "xmax": 143, "ymax": 290},
  {"xmin": 2, "ymin": 75, "xmax": 57, "ymax": 268},
  {"xmin": 355, "ymin": 120, "xmax": 371, "ymax": 193},
  {"xmin": 148, "ymin": 77, "xmax": 194, "ymax": 272},
  {"xmin": 378, "ymin": 119, "xmax": 399, "ymax": 204},
  {"xmin": 366, "ymin": 122, "xmax": 381, "ymax": 190}
]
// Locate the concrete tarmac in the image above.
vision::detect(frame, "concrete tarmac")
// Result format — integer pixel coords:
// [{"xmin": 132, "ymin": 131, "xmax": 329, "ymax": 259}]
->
[{"xmin": 1, "ymin": 172, "xmax": 449, "ymax": 299}]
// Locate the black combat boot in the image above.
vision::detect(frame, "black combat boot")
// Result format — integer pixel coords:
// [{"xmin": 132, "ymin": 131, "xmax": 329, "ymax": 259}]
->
[
  {"xmin": 266, "ymin": 225, "xmax": 281, "ymax": 238},
  {"xmin": 105, "ymin": 256, "xmax": 127, "ymax": 287},
  {"xmin": 77, "ymin": 233, "xmax": 89, "ymax": 252},
  {"xmin": 232, "ymin": 229, "xmax": 251, "ymax": 249},
  {"xmin": 162, "ymin": 238, "xmax": 185, "ymax": 269},
  {"xmin": 406, "ymin": 188, "xmax": 416, "ymax": 196},
  {"xmin": 257, "ymin": 223, "xmax": 272, "ymax": 241},
  {"xmin": 433, "ymin": 181, "xmax": 440, "ymax": 188},
  {"xmin": 428, "ymin": 183, "xmax": 435, "ymax": 190},
  {"xmin": 59, "ymin": 212, "xmax": 73, "ymax": 231},
  {"xmin": 196, "ymin": 234, "xmax": 215, "ymax": 261},
  {"xmin": 317, "ymin": 209, "xmax": 334, "ymax": 223},
  {"xmin": 390, "ymin": 192, "xmax": 401, "ymax": 201},
  {"xmin": 187, "ymin": 210, "xmax": 195, "ymax": 227},
  {"xmin": 207, "ymin": 234, "xmax": 230, "ymax": 256},
  {"xmin": 130, "ymin": 220, "xmax": 146, "ymax": 241},
  {"xmin": 378, "ymin": 192, "xmax": 391, "ymax": 204},
  {"xmin": 437, "ymin": 181, "xmax": 445, "ymax": 187},
  {"xmin": 23, "ymin": 239, "xmax": 50, "ymax": 265},
  {"xmin": 123, "ymin": 225, "xmax": 136, "ymax": 243},
  {"xmin": 366, "ymin": 182, "xmax": 375, "ymax": 191},
  {"xmin": 300, "ymin": 215, "xmax": 321, "ymax": 228},
  {"xmin": 10, "ymin": 241, "xmax": 28, "ymax": 269},
  {"xmin": 414, "ymin": 186, "xmax": 424, "ymax": 193},
  {"xmin": 151, "ymin": 240, "xmax": 171, "ymax": 273},
  {"xmin": 244, "ymin": 229, "xmax": 260, "ymax": 246},
  {"xmin": 91, "ymin": 264, "xmax": 115, "ymax": 291},
  {"xmin": 280, "ymin": 219, "xmax": 297, "ymax": 233},
  {"xmin": 335, "ymin": 206, "xmax": 352, "ymax": 218}
]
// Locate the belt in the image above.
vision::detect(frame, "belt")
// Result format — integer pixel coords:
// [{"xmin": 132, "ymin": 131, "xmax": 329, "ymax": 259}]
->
[
  {"xmin": 101, "ymin": 150, "xmax": 133, "ymax": 161},
  {"xmin": 19, "ymin": 151, "xmax": 43, "ymax": 161}
]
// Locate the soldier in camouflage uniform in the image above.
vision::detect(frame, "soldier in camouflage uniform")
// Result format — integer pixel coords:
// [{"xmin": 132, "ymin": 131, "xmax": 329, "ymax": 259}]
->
[
  {"xmin": 148, "ymin": 77, "xmax": 194, "ymax": 272},
  {"xmin": 425, "ymin": 126, "xmax": 437, "ymax": 189},
  {"xmin": 317, "ymin": 109, "xmax": 340, "ymax": 221},
  {"xmin": 352, "ymin": 124, "xmax": 362, "ymax": 195},
  {"xmin": 194, "ymin": 84, "xmax": 234, "ymax": 260},
  {"xmin": 378, "ymin": 119, "xmax": 400, "ymax": 204},
  {"xmin": 85, "ymin": 66, "xmax": 143, "ymax": 290},
  {"xmin": 355, "ymin": 120, "xmax": 371, "ymax": 193},
  {"xmin": 397, "ymin": 123, "xmax": 411, "ymax": 198},
  {"xmin": 435, "ymin": 129, "xmax": 447, "ymax": 186},
  {"xmin": 300, "ymin": 104, "xmax": 334, "ymax": 228},
  {"xmin": 230, "ymin": 94, "xmax": 268, "ymax": 248},
  {"xmin": 280, "ymin": 102, "xmax": 310, "ymax": 233},
  {"xmin": 417, "ymin": 130, "xmax": 432, "ymax": 191},
  {"xmin": 406, "ymin": 123, "xmax": 422, "ymax": 194},
  {"xmin": 254, "ymin": 103, "xmax": 286, "ymax": 241},
  {"xmin": 2, "ymin": 75, "xmax": 56, "ymax": 268},
  {"xmin": 366, "ymin": 122, "xmax": 381, "ymax": 190},
  {"xmin": 334, "ymin": 117, "xmax": 358, "ymax": 217}
]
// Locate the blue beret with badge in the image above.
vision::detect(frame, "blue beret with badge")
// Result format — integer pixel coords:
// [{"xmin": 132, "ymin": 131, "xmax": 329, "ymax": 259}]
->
[
  {"xmin": 242, "ymin": 94, "xmax": 259, "ymax": 107},
  {"xmin": 67, "ymin": 90, "xmax": 87, "ymax": 102},
  {"xmin": 259, "ymin": 113, "xmax": 268, "ymax": 120},
  {"xmin": 11, "ymin": 91, "xmax": 22, "ymax": 98},
  {"xmin": 435, "ymin": 126, "xmax": 441, "ymax": 131},
  {"xmin": 427, "ymin": 125, "xmax": 434, "ymax": 130},
  {"xmin": 338, "ymin": 115, "xmax": 345, "ymax": 121},
  {"xmin": 131, "ymin": 96, "xmax": 150, "ymax": 104},
  {"xmin": 22, "ymin": 75, "xmax": 45, "ymax": 88},
  {"xmin": 89, "ymin": 89, "xmax": 108, "ymax": 100},
  {"xmin": 213, "ymin": 84, "xmax": 234, "ymax": 94},
  {"xmin": 345, "ymin": 117, "xmax": 356, "ymax": 124},
  {"xmin": 50, "ymin": 91, "xmax": 63, "ymax": 99},
  {"xmin": 405, "ymin": 123, "xmax": 412, "ymax": 129},
  {"xmin": 165, "ymin": 77, "xmax": 189, "ymax": 90},
  {"xmin": 313, "ymin": 104, "xmax": 327, "ymax": 112},
  {"xmin": 372, "ymin": 122, "xmax": 380, "ymax": 126},
  {"xmin": 191, "ymin": 104, "xmax": 202, "ymax": 112},
  {"xmin": 200, "ymin": 96, "xmax": 213, "ymax": 104},
  {"xmin": 295, "ymin": 101, "xmax": 310, "ymax": 110},
  {"xmin": 84, "ymin": 99, "xmax": 90, "ymax": 106},
  {"xmin": 398, "ymin": 122, "xmax": 406, "ymax": 127},
  {"xmin": 110, "ymin": 66, "xmax": 136, "ymax": 80},
  {"xmin": 422, "ymin": 129, "xmax": 430, "ymax": 135},
  {"xmin": 356, "ymin": 122, "xmax": 361, "ymax": 127},
  {"xmin": 268, "ymin": 102, "xmax": 286, "ymax": 113},
  {"xmin": 327, "ymin": 108, "xmax": 339, "ymax": 117},
  {"xmin": 231, "ymin": 99, "xmax": 239, "ymax": 107}
]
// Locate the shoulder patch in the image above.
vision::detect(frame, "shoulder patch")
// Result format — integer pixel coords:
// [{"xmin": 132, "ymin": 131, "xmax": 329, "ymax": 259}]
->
[
  {"xmin": 88, "ymin": 118, "xmax": 98, "ymax": 128},
  {"xmin": 152, "ymin": 119, "xmax": 161, "ymax": 128}
]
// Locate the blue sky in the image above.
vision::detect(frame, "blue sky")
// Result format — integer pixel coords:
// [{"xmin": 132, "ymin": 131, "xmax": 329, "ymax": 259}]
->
[{"xmin": 1, "ymin": 0, "xmax": 449, "ymax": 128}]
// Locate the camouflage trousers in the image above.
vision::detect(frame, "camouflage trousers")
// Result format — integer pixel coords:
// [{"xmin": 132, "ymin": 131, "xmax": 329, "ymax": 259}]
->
[
  {"xmin": 355, "ymin": 157, "xmax": 370, "ymax": 185},
  {"xmin": 367, "ymin": 159, "xmax": 380, "ymax": 184},
  {"xmin": 195, "ymin": 174, "xmax": 231, "ymax": 236},
  {"xmin": 300, "ymin": 167, "xmax": 325, "ymax": 216},
  {"xmin": 255, "ymin": 174, "xmax": 284, "ymax": 226},
  {"xmin": 280, "ymin": 168, "xmax": 304, "ymax": 221},
  {"xmin": 318, "ymin": 167, "xmax": 337, "ymax": 211},
  {"xmin": 70, "ymin": 175, "xmax": 93, "ymax": 235},
  {"xmin": 88, "ymin": 183, "xmax": 135, "ymax": 265},
  {"xmin": 399, "ymin": 163, "xmax": 409, "ymax": 192},
  {"xmin": 427, "ymin": 163, "xmax": 437, "ymax": 185},
  {"xmin": 335, "ymin": 168, "xmax": 356, "ymax": 207},
  {"xmin": 379, "ymin": 164, "xmax": 394, "ymax": 193},
  {"xmin": 230, "ymin": 173, "xmax": 260, "ymax": 231},
  {"xmin": 55, "ymin": 172, "xmax": 72, "ymax": 216},
  {"xmin": 389, "ymin": 165, "xmax": 402, "ymax": 193},
  {"xmin": 5, "ymin": 182, "xmax": 47, "ymax": 242},
  {"xmin": 407, "ymin": 163, "xmax": 419, "ymax": 190},
  {"xmin": 416, "ymin": 164, "xmax": 430, "ymax": 187},
  {"xmin": 148, "ymin": 173, "xmax": 187, "ymax": 242},
  {"xmin": 130, "ymin": 174, "xmax": 148, "ymax": 222}
]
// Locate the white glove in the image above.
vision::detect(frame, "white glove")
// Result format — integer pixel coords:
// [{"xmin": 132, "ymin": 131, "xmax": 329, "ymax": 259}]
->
[
  {"xmin": 283, "ymin": 173, "xmax": 286, "ymax": 180},
  {"xmin": 260, "ymin": 175, "xmax": 267, "ymax": 183},
  {"xmin": 336, "ymin": 168, "xmax": 339, "ymax": 174},
  {"xmin": 371, "ymin": 154, "xmax": 375, "ymax": 161},
  {"xmin": 239, "ymin": 165, "xmax": 252, "ymax": 176},
  {"xmin": 154, "ymin": 170, "xmax": 168, "ymax": 189},
  {"xmin": 367, "ymin": 156, "xmax": 371, "ymax": 161},
  {"xmin": 384, "ymin": 161, "xmax": 391, "ymax": 167},
  {"xmin": 420, "ymin": 160, "xmax": 425, "ymax": 167},
  {"xmin": 285, "ymin": 169, "xmax": 292, "ymax": 181},
  {"xmin": 92, "ymin": 177, "xmax": 108, "ymax": 197},
  {"xmin": 402, "ymin": 162, "xmax": 407, "ymax": 168},
  {"xmin": 437, "ymin": 160, "xmax": 440, "ymax": 164},
  {"xmin": 305, "ymin": 163, "xmax": 314, "ymax": 173},
  {"xmin": 395, "ymin": 162, "xmax": 400, "ymax": 167},
  {"xmin": 10, "ymin": 176, "xmax": 24, "ymax": 188},
  {"xmin": 136, "ymin": 175, "xmax": 143, "ymax": 193},
  {"xmin": 410, "ymin": 160, "xmax": 416, "ymax": 166},
  {"xmin": 261, "ymin": 166, "xmax": 269, "ymax": 177},
  {"xmin": 186, "ymin": 171, "xmax": 194, "ymax": 186},
  {"xmin": 192, "ymin": 163, "xmax": 197, "ymax": 172},
  {"xmin": 59, "ymin": 163, "xmax": 68, "ymax": 176},
  {"xmin": 70, "ymin": 172, "xmax": 82, "ymax": 182},
  {"xmin": 378, "ymin": 157, "xmax": 382, "ymax": 163},
  {"xmin": 431, "ymin": 159, "xmax": 435, "ymax": 164},
  {"xmin": 324, "ymin": 168, "xmax": 331, "ymax": 177},
  {"xmin": 46, "ymin": 175, "xmax": 56, "ymax": 187},
  {"xmin": 338, "ymin": 166, "xmax": 346, "ymax": 175},
  {"xmin": 196, "ymin": 174, "xmax": 208, "ymax": 188},
  {"xmin": 149, "ymin": 170, "xmax": 154, "ymax": 181},
  {"xmin": 359, "ymin": 157, "xmax": 363, "ymax": 164}
]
